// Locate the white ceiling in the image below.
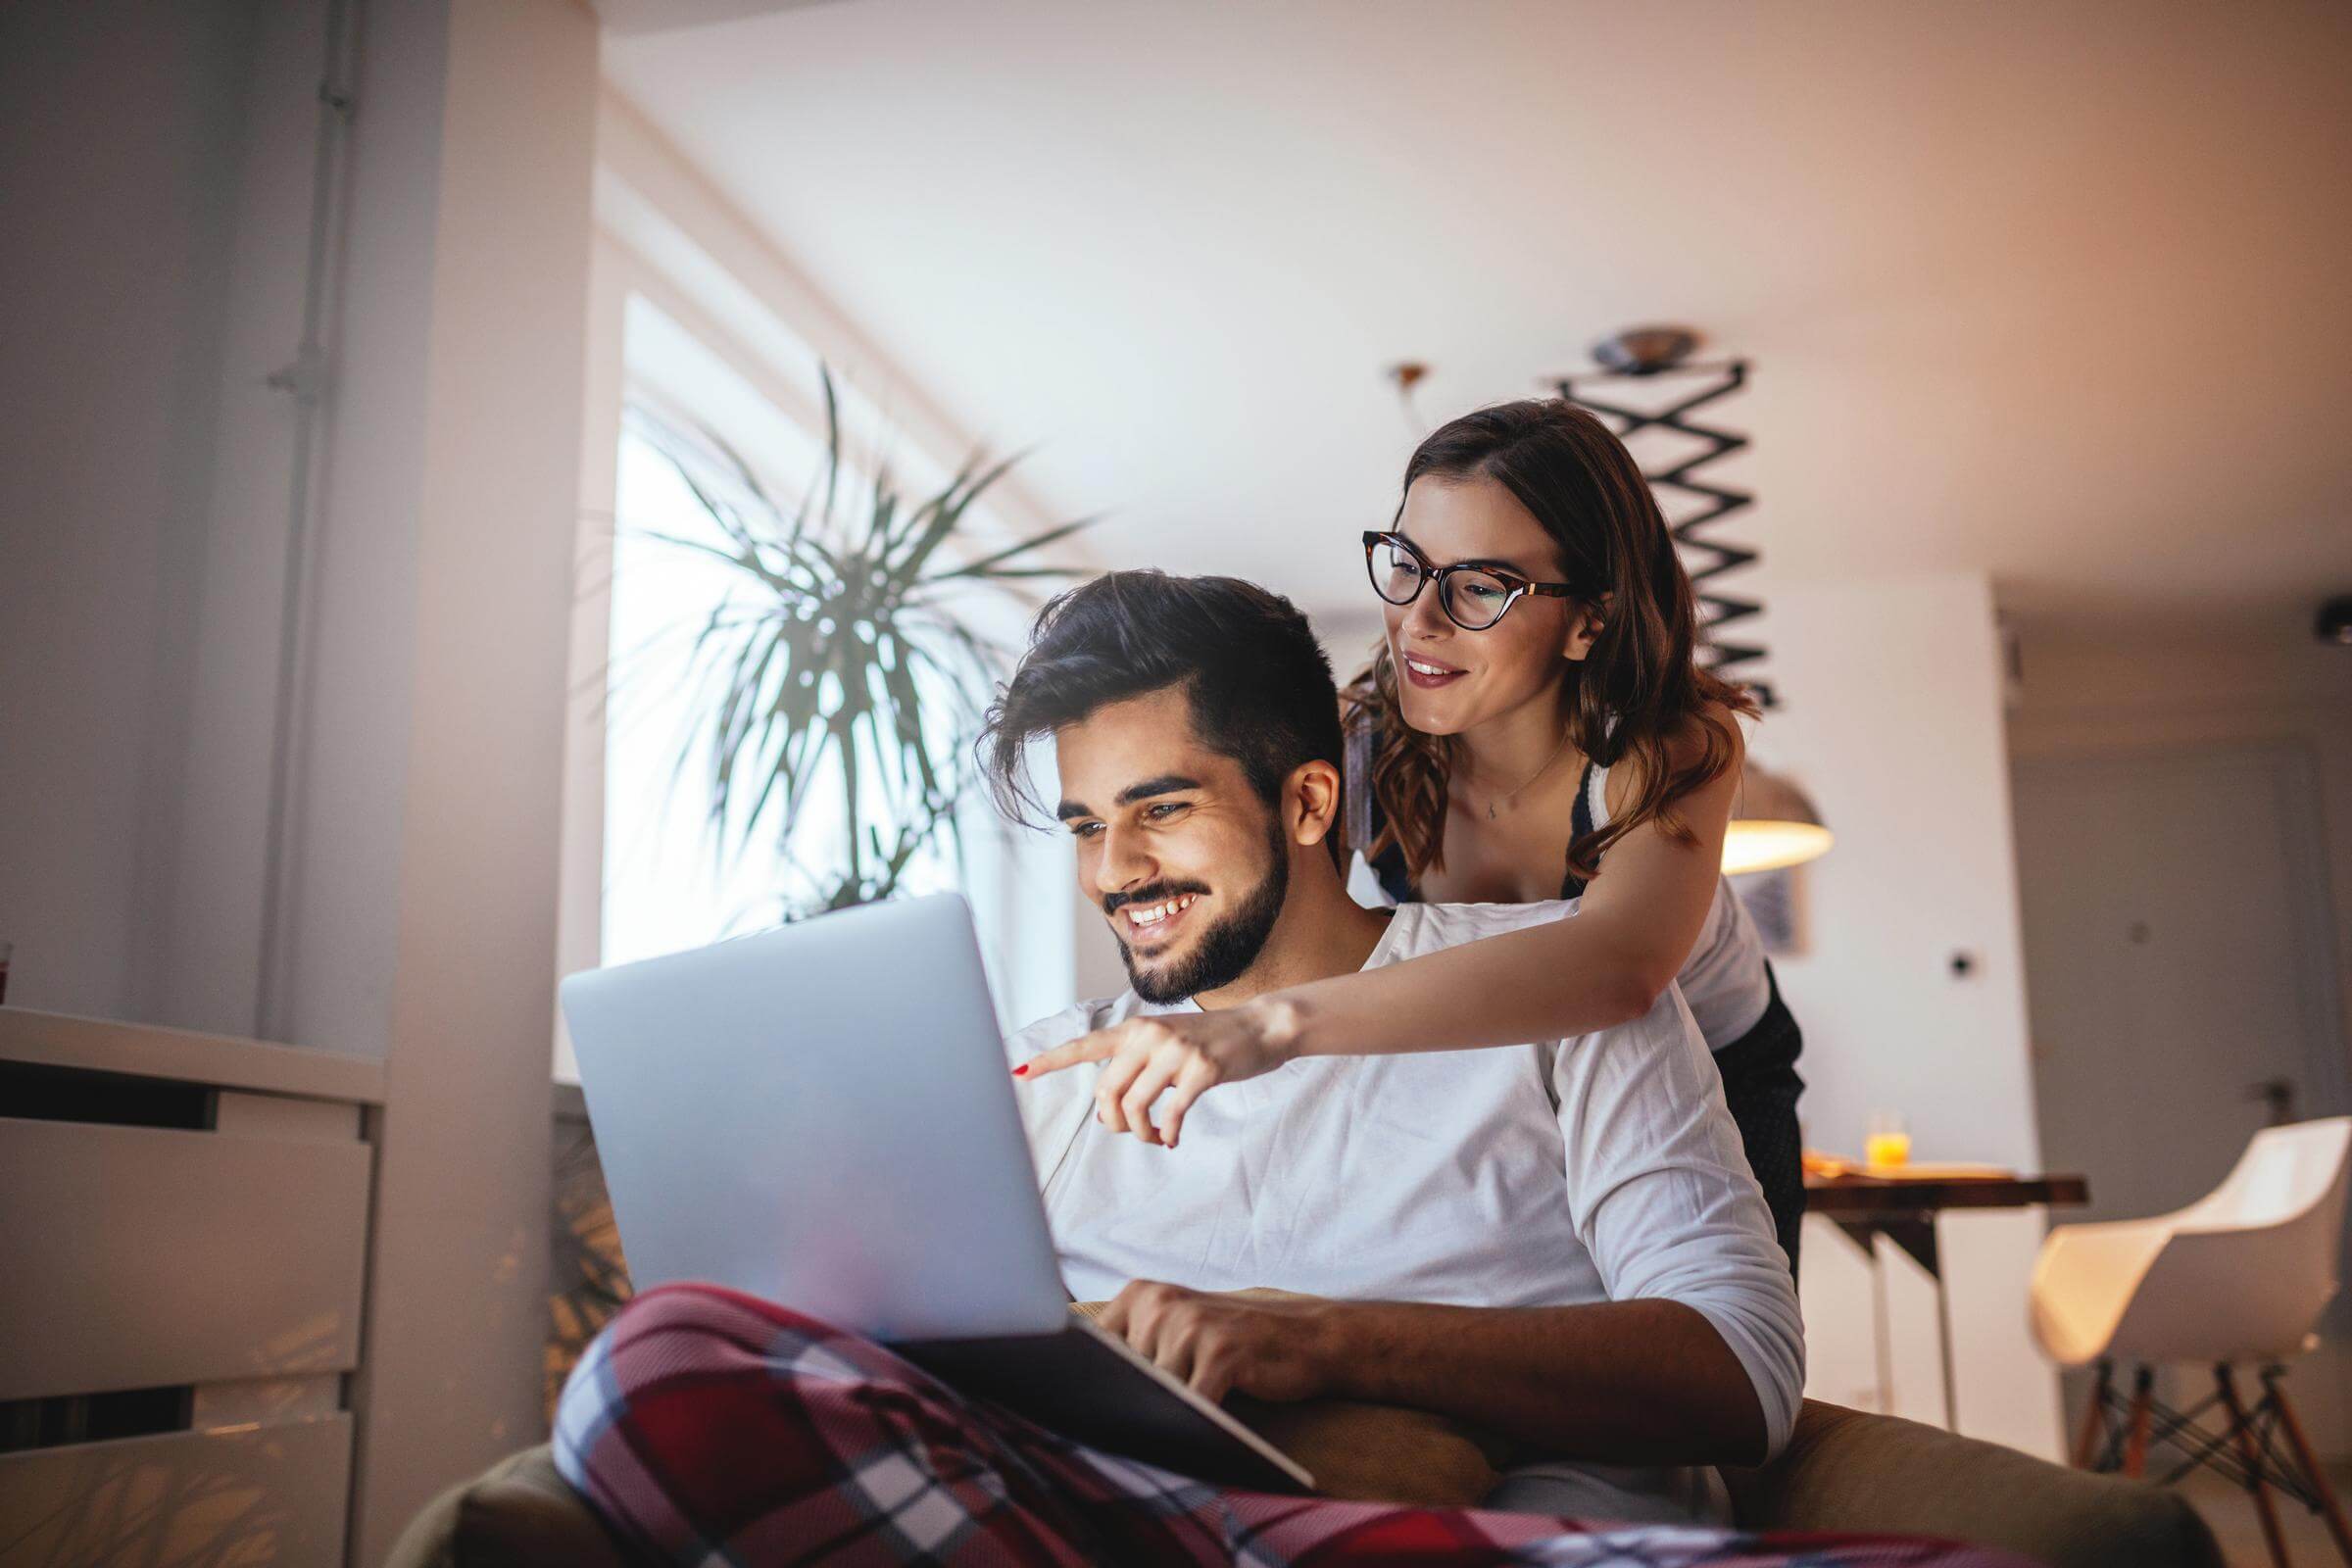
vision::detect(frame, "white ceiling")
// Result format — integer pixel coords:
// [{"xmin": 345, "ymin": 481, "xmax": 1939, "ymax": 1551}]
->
[{"xmin": 605, "ymin": 0, "xmax": 2352, "ymax": 632}]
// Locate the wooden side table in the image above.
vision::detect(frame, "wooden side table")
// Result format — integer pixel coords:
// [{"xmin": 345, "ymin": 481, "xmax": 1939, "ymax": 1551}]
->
[{"xmin": 1805, "ymin": 1171, "xmax": 2090, "ymax": 1429}]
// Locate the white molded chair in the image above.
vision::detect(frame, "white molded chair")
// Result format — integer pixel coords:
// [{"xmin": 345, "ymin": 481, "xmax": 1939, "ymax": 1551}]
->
[{"xmin": 2031, "ymin": 1116, "xmax": 2352, "ymax": 1566}]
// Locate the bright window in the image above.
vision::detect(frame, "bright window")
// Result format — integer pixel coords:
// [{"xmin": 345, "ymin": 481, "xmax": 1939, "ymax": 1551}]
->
[{"xmin": 599, "ymin": 408, "xmax": 971, "ymax": 966}]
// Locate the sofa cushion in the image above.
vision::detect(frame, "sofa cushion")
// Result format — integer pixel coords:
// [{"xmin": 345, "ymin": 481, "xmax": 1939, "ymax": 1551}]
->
[
  {"xmin": 1722, "ymin": 1400, "xmax": 2224, "ymax": 1568},
  {"xmin": 385, "ymin": 1444, "xmax": 632, "ymax": 1568},
  {"xmin": 1074, "ymin": 1292, "xmax": 1511, "ymax": 1506}
]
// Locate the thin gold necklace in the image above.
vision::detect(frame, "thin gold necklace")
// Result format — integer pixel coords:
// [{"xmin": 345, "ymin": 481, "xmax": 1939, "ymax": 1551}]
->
[{"xmin": 1470, "ymin": 732, "xmax": 1573, "ymax": 821}]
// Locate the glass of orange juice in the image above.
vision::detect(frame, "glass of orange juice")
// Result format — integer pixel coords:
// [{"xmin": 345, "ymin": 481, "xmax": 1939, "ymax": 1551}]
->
[{"xmin": 1865, "ymin": 1109, "xmax": 1911, "ymax": 1169}]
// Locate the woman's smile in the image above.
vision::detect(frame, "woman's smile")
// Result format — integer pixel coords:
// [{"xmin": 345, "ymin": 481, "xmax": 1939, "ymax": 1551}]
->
[{"xmin": 1399, "ymin": 650, "xmax": 1468, "ymax": 690}]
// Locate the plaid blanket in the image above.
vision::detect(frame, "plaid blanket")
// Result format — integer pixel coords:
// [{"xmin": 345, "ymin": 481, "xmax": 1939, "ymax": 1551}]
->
[{"xmin": 556, "ymin": 1285, "xmax": 2031, "ymax": 1567}]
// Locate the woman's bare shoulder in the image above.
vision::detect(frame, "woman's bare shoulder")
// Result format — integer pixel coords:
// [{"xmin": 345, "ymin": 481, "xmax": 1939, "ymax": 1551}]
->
[
  {"xmin": 1600, "ymin": 700, "xmax": 1746, "ymax": 818},
  {"xmin": 1682, "ymin": 699, "xmax": 1748, "ymax": 768}
]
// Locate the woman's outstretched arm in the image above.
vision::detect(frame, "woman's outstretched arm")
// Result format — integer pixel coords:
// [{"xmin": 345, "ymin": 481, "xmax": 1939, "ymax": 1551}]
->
[{"xmin": 1017, "ymin": 721, "xmax": 1742, "ymax": 1148}]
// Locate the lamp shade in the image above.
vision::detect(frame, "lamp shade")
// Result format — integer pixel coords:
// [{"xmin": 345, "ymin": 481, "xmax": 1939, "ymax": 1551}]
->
[{"xmin": 1723, "ymin": 762, "xmax": 1833, "ymax": 876}]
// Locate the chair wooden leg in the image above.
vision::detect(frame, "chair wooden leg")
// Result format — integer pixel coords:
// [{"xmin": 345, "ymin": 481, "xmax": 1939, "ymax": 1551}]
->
[
  {"xmin": 2268, "ymin": 1371, "xmax": 2352, "ymax": 1566},
  {"xmin": 2074, "ymin": 1360, "xmax": 2113, "ymax": 1470},
  {"xmin": 2219, "ymin": 1365, "xmax": 2293, "ymax": 1568},
  {"xmin": 2125, "ymin": 1365, "xmax": 2155, "ymax": 1478}
]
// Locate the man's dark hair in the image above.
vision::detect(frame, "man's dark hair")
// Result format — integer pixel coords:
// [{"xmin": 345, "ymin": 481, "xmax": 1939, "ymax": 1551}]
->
[{"xmin": 979, "ymin": 570, "xmax": 1344, "ymax": 824}]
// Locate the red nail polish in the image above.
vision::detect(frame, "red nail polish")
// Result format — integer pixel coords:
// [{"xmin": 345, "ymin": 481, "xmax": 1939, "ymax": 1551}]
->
[{"xmin": 1011, "ymin": 1064, "xmax": 1029, "ymax": 1077}]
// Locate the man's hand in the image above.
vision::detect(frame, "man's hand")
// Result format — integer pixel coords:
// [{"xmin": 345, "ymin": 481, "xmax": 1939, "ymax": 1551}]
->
[
  {"xmin": 1013, "ymin": 999, "xmax": 1305, "ymax": 1149},
  {"xmin": 1097, "ymin": 1288, "xmax": 1771, "ymax": 1464},
  {"xmin": 1098, "ymin": 1281, "xmax": 1338, "ymax": 1403}
]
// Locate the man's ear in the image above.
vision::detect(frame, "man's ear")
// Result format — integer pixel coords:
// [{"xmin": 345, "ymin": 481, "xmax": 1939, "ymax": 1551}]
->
[
  {"xmin": 1286, "ymin": 759, "xmax": 1344, "ymax": 848},
  {"xmin": 1562, "ymin": 592, "xmax": 1614, "ymax": 662}
]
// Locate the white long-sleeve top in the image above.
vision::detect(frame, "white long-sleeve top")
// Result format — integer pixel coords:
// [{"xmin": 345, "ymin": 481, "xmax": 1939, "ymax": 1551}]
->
[{"xmin": 1002, "ymin": 899, "xmax": 1804, "ymax": 1524}]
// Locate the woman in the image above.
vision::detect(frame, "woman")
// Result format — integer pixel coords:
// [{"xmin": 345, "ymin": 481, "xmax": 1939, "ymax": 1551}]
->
[{"xmin": 1028, "ymin": 398, "xmax": 1806, "ymax": 1271}]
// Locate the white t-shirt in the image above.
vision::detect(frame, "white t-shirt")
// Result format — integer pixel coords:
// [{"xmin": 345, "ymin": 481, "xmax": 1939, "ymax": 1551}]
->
[{"xmin": 1002, "ymin": 900, "xmax": 1804, "ymax": 1523}]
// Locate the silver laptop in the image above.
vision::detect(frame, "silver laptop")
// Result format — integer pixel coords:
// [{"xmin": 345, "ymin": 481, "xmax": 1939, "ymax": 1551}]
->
[{"xmin": 559, "ymin": 893, "xmax": 1312, "ymax": 1493}]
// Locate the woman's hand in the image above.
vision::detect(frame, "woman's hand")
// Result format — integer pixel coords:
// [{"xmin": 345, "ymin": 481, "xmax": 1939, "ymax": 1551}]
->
[{"xmin": 1013, "ymin": 997, "xmax": 1305, "ymax": 1149}]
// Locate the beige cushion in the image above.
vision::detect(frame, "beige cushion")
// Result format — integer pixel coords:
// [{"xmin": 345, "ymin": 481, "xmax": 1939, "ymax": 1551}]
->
[
  {"xmin": 1072, "ymin": 1292, "xmax": 1512, "ymax": 1506},
  {"xmin": 1223, "ymin": 1393, "xmax": 1510, "ymax": 1506},
  {"xmin": 1723, "ymin": 1400, "xmax": 2224, "ymax": 1568},
  {"xmin": 384, "ymin": 1444, "xmax": 632, "ymax": 1568}
]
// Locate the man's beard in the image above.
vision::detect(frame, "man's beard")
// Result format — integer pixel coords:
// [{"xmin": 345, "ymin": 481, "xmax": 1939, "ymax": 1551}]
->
[{"xmin": 1111, "ymin": 823, "xmax": 1290, "ymax": 1004}]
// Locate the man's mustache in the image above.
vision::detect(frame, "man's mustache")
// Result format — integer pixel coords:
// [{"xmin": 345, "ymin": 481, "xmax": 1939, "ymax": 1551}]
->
[{"xmin": 1102, "ymin": 881, "xmax": 1210, "ymax": 916}]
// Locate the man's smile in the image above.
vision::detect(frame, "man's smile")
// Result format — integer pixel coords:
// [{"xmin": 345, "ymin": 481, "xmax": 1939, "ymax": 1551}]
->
[{"xmin": 1117, "ymin": 892, "xmax": 1201, "ymax": 948}]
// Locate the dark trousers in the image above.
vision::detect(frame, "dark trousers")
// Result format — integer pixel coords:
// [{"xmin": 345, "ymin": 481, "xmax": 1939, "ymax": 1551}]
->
[{"xmin": 1712, "ymin": 968, "xmax": 1807, "ymax": 1278}]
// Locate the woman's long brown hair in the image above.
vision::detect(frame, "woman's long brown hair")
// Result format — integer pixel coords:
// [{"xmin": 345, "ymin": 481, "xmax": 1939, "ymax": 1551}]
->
[{"xmin": 1343, "ymin": 398, "xmax": 1757, "ymax": 886}]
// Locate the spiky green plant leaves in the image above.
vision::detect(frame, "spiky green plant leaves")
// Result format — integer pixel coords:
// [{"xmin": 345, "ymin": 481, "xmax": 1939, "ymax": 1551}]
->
[{"xmin": 634, "ymin": 368, "xmax": 1087, "ymax": 918}]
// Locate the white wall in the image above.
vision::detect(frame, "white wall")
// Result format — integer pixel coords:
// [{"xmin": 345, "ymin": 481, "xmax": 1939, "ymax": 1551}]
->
[
  {"xmin": 1763, "ymin": 575, "xmax": 2042, "ymax": 1172},
  {"xmin": 141, "ymin": 0, "xmax": 343, "ymax": 1042},
  {"xmin": 2, "ymin": 4, "xmax": 603, "ymax": 1561},
  {"xmin": 553, "ymin": 237, "xmax": 631, "ymax": 1086},
  {"xmin": 339, "ymin": 5, "xmax": 600, "ymax": 1559},
  {"xmin": 2007, "ymin": 618, "xmax": 2352, "ymax": 1047},
  {"xmin": 0, "ymin": 0, "xmax": 427, "ymax": 1051},
  {"xmin": 0, "ymin": 0, "xmax": 259, "ymax": 1022},
  {"xmin": 1757, "ymin": 570, "xmax": 2060, "ymax": 1455}
]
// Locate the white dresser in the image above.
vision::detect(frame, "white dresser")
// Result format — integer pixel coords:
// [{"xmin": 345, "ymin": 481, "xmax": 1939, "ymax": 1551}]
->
[{"xmin": 0, "ymin": 1007, "xmax": 383, "ymax": 1566}]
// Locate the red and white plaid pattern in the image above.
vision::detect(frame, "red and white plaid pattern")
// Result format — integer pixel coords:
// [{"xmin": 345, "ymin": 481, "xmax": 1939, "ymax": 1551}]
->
[{"xmin": 555, "ymin": 1284, "xmax": 2030, "ymax": 1567}]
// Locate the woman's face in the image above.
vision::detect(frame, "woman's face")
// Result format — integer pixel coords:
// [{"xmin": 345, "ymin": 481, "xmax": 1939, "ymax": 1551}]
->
[{"xmin": 1379, "ymin": 475, "xmax": 1595, "ymax": 738}]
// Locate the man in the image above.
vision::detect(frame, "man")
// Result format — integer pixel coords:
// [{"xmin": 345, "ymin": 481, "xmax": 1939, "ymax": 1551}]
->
[{"xmin": 978, "ymin": 570, "xmax": 1801, "ymax": 1525}]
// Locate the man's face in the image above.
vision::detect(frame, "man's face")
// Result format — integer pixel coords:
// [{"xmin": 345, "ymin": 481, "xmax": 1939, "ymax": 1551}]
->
[{"xmin": 1054, "ymin": 686, "xmax": 1290, "ymax": 1004}]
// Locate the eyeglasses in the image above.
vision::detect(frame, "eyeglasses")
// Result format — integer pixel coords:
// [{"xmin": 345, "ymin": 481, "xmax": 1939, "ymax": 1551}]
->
[{"xmin": 1362, "ymin": 531, "xmax": 1580, "ymax": 631}]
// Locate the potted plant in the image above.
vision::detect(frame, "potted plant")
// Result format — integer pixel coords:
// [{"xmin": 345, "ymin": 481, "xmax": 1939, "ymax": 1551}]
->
[{"xmin": 548, "ymin": 369, "xmax": 1087, "ymax": 1410}]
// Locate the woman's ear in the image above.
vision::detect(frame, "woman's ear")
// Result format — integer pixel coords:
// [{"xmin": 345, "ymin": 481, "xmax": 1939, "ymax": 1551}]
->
[
  {"xmin": 1288, "ymin": 759, "xmax": 1344, "ymax": 848},
  {"xmin": 1562, "ymin": 593, "xmax": 1614, "ymax": 662}
]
